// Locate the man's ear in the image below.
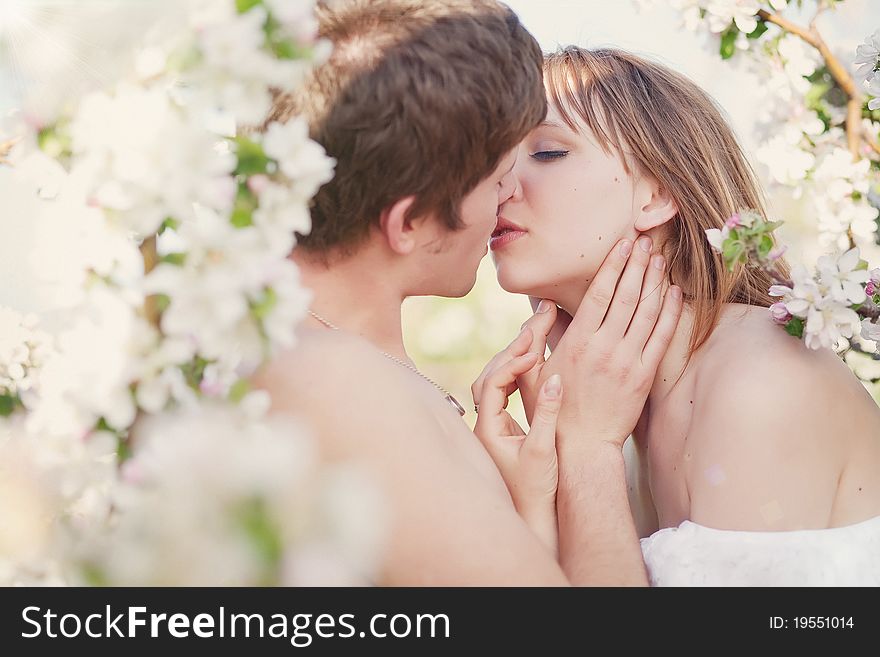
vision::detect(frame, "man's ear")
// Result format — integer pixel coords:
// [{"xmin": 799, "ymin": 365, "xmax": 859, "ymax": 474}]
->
[
  {"xmin": 634, "ymin": 178, "xmax": 679, "ymax": 232},
  {"xmin": 379, "ymin": 196, "xmax": 423, "ymax": 255}
]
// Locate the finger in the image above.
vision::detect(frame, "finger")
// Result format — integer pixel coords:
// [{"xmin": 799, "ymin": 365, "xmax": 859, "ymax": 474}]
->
[
  {"xmin": 472, "ymin": 327, "xmax": 532, "ymax": 406},
  {"xmin": 474, "ymin": 354, "xmax": 535, "ymax": 444},
  {"xmin": 567, "ymin": 238, "xmax": 633, "ymax": 337},
  {"xmin": 530, "ymin": 297, "xmax": 571, "ymax": 352},
  {"xmin": 521, "ymin": 300, "xmax": 557, "ymax": 358},
  {"xmin": 601, "ymin": 235, "xmax": 653, "ymax": 338},
  {"xmin": 623, "ymin": 251, "xmax": 666, "ymax": 348},
  {"xmin": 479, "ymin": 352, "xmax": 539, "ymax": 418},
  {"xmin": 522, "ymin": 374, "xmax": 562, "ymax": 463},
  {"xmin": 641, "ymin": 285, "xmax": 683, "ymax": 370}
]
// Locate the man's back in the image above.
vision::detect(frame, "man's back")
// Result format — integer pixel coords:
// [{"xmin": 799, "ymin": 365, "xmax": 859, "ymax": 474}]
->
[{"xmin": 253, "ymin": 327, "xmax": 568, "ymax": 585}]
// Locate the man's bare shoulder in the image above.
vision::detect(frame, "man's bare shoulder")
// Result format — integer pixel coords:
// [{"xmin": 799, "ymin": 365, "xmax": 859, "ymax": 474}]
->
[
  {"xmin": 251, "ymin": 329, "xmax": 565, "ymax": 585},
  {"xmin": 255, "ymin": 327, "xmax": 395, "ymax": 399},
  {"xmin": 250, "ymin": 327, "xmax": 453, "ymax": 460},
  {"xmin": 252, "ymin": 329, "xmax": 418, "ymax": 425}
]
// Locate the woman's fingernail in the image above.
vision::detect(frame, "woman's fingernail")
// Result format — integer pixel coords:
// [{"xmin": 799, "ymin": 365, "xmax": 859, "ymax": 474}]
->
[
  {"xmin": 671, "ymin": 286, "xmax": 682, "ymax": 300},
  {"xmin": 544, "ymin": 374, "xmax": 562, "ymax": 399},
  {"xmin": 536, "ymin": 299, "xmax": 552, "ymax": 313},
  {"xmin": 620, "ymin": 240, "xmax": 633, "ymax": 257},
  {"xmin": 639, "ymin": 236, "xmax": 653, "ymax": 252},
  {"xmin": 652, "ymin": 254, "xmax": 665, "ymax": 270}
]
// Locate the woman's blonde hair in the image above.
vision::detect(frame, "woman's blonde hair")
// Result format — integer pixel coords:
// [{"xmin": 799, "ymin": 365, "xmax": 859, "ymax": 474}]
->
[{"xmin": 544, "ymin": 46, "xmax": 789, "ymax": 356}]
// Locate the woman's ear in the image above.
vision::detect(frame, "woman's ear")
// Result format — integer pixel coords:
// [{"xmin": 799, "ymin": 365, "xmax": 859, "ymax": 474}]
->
[
  {"xmin": 634, "ymin": 179, "xmax": 679, "ymax": 232},
  {"xmin": 379, "ymin": 196, "xmax": 420, "ymax": 255}
]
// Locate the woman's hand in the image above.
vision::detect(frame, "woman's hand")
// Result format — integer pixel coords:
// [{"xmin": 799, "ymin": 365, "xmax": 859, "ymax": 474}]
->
[
  {"xmin": 471, "ymin": 328, "xmax": 563, "ymax": 555},
  {"xmin": 517, "ymin": 236, "xmax": 682, "ymax": 453}
]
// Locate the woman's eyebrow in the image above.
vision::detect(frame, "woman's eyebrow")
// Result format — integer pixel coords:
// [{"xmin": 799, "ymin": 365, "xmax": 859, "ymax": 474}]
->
[{"xmin": 539, "ymin": 120, "xmax": 566, "ymax": 129}]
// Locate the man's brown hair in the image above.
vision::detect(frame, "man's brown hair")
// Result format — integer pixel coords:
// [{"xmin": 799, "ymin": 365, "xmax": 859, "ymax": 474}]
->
[{"xmin": 266, "ymin": 0, "xmax": 546, "ymax": 254}]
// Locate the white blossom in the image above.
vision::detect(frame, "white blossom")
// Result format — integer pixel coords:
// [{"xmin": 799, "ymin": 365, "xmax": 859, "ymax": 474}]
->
[
  {"xmin": 0, "ymin": 307, "xmax": 52, "ymax": 404},
  {"xmin": 803, "ymin": 301, "xmax": 862, "ymax": 350},
  {"xmin": 816, "ymin": 247, "xmax": 870, "ymax": 306},
  {"xmin": 84, "ymin": 404, "xmax": 385, "ymax": 586},
  {"xmin": 70, "ymin": 85, "xmax": 237, "ymax": 237},
  {"xmin": 705, "ymin": 0, "xmax": 760, "ymax": 35},
  {"xmin": 861, "ymin": 318, "xmax": 880, "ymax": 344},
  {"xmin": 865, "ymin": 74, "xmax": 880, "ymax": 111},
  {"xmin": 855, "ymin": 29, "xmax": 880, "ymax": 83},
  {"xmin": 756, "ymin": 135, "xmax": 815, "ymax": 187}
]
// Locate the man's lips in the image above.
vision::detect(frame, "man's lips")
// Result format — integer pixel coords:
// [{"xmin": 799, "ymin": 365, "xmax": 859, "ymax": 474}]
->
[{"xmin": 490, "ymin": 217, "xmax": 527, "ymax": 250}]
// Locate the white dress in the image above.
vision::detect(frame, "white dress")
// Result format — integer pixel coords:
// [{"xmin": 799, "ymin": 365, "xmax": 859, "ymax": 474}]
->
[{"xmin": 640, "ymin": 515, "xmax": 880, "ymax": 586}]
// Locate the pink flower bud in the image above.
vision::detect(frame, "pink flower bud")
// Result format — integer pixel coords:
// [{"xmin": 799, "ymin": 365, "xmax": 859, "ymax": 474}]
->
[
  {"xmin": 867, "ymin": 281, "xmax": 876, "ymax": 296},
  {"xmin": 247, "ymin": 174, "xmax": 270, "ymax": 195},
  {"xmin": 199, "ymin": 379, "xmax": 224, "ymax": 397},
  {"xmin": 725, "ymin": 213, "xmax": 742, "ymax": 229},
  {"xmin": 768, "ymin": 245, "xmax": 787, "ymax": 261},
  {"xmin": 770, "ymin": 302, "xmax": 792, "ymax": 325}
]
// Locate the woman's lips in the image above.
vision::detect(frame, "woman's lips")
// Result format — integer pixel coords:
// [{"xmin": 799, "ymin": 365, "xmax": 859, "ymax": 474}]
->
[
  {"xmin": 490, "ymin": 218, "xmax": 527, "ymax": 251},
  {"xmin": 489, "ymin": 228, "xmax": 526, "ymax": 251}
]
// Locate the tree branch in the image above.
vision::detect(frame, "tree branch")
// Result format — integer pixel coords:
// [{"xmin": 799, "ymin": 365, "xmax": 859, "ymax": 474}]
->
[
  {"xmin": 0, "ymin": 137, "xmax": 20, "ymax": 165},
  {"xmin": 757, "ymin": 9, "xmax": 863, "ymax": 153},
  {"xmin": 757, "ymin": 8, "xmax": 866, "ymax": 249},
  {"xmin": 140, "ymin": 236, "xmax": 161, "ymax": 328}
]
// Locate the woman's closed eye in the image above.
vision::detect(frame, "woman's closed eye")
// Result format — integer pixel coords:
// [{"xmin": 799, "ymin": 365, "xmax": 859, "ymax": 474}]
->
[{"xmin": 530, "ymin": 150, "xmax": 569, "ymax": 162}]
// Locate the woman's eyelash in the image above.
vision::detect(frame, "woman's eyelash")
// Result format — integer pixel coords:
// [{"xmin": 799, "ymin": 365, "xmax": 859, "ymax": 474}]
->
[{"xmin": 530, "ymin": 150, "xmax": 569, "ymax": 161}]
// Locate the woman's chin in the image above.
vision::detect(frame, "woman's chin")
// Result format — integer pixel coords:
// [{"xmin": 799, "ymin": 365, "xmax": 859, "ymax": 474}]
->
[
  {"xmin": 494, "ymin": 272, "xmax": 545, "ymax": 299},
  {"xmin": 494, "ymin": 272, "xmax": 528, "ymax": 295}
]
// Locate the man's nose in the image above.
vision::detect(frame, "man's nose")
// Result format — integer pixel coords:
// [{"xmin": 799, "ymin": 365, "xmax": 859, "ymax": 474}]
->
[{"xmin": 498, "ymin": 170, "xmax": 520, "ymax": 204}]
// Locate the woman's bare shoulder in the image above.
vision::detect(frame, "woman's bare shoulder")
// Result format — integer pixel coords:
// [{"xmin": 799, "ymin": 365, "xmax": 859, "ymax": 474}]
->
[
  {"xmin": 698, "ymin": 303, "xmax": 846, "ymax": 392},
  {"xmin": 682, "ymin": 304, "xmax": 859, "ymax": 529}
]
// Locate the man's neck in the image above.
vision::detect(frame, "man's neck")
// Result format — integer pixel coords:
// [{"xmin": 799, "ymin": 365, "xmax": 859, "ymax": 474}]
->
[{"xmin": 293, "ymin": 248, "xmax": 410, "ymax": 362}]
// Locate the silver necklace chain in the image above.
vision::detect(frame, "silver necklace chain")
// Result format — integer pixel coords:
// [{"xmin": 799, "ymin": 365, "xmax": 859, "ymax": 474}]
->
[{"xmin": 307, "ymin": 310, "xmax": 467, "ymax": 416}]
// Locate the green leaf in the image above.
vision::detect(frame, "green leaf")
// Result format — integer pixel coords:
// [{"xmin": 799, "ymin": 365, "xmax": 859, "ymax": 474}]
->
[
  {"xmin": 251, "ymin": 287, "xmax": 278, "ymax": 321},
  {"xmin": 231, "ymin": 207, "xmax": 254, "ymax": 228},
  {"xmin": 37, "ymin": 122, "xmax": 72, "ymax": 160},
  {"xmin": 719, "ymin": 26, "xmax": 738, "ymax": 60},
  {"xmin": 234, "ymin": 137, "xmax": 270, "ymax": 176},
  {"xmin": 784, "ymin": 317, "xmax": 805, "ymax": 338},
  {"xmin": 229, "ymin": 379, "xmax": 251, "ymax": 403},
  {"xmin": 236, "ymin": 0, "xmax": 263, "ymax": 13},
  {"xmin": 154, "ymin": 293, "xmax": 171, "ymax": 313},
  {"xmin": 234, "ymin": 497, "xmax": 283, "ymax": 583},
  {"xmin": 159, "ymin": 252, "xmax": 187, "ymax": 266},
  {"xmin": 722, "ymin": 240, "xmax": 745, "ymax": 271},
  {"xmin": 758, "ymin": 234, "xmax": 774, "ymax": 258},
  {"xmin": 231, "ymin": 182, "xmax": 259, "ymax": 228},
  {"xmin": 158, "ymin": 217, "xmax": 179, "ymax": 235},
  {"xmin": 116, "ymin": 437, "xmax": 133, "ymax": 465},
  {"xmin": 270, "ymin": 38, "xmax": 303, "ymax": 61},
  {"xmin": 0, "ymin": 393, "xmax": 21, "ymax": 417},
  {"xmin": 747, "ymin": 19, "xmax": 768, "ymax": 40},
  {"xmin": 181, "ymin": 356, "xmax": 211, "ymax": 390},
  {"xmin": 79, "ymin": 562, "xmax": 109, "ymax": 587}
]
